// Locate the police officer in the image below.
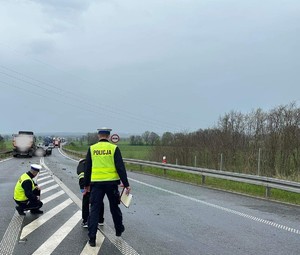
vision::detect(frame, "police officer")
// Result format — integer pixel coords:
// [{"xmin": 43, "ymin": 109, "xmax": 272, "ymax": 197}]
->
[
  {"xmin": 77, "ymin": 158, "xmax": 104, "ymax": 227},
  {"xmin": 84, "ymin": 127, "xmax": 131, "ymax": 247},
  {"xmin": 14, "ymin": 164, "xmax": 44, "ymax": 215}
]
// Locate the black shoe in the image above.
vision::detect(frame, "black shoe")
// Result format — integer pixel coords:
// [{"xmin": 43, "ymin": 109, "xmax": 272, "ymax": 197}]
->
[
  {"xmin": 81, "ymin": 221, "xmax": 88, "ymax": 228},
  {"xmin": 89, "ymin": 237, "xmax": 96, "ymax": 247},
  {"xmin": 30, "ymin": 209, "xmax": 43, "ymax": 214},
  {"xmin": 116, "ymin": 225, "xmax": 125, "ymax": 237},
  {"xmin": 16, "ymin": 206, "xmax": 25, "ymax": 216}
]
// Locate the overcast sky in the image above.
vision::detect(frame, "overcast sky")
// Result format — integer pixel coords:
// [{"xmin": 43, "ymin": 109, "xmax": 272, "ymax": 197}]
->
[{"xmin": 1, "ymin": 0, "xmax": 300, "ymax": 136}]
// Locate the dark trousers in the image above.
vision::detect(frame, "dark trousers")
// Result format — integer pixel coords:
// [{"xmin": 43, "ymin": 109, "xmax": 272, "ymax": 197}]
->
[
  {"xmin": 88, "ymin": 183, "xmax": 122, "ymax": 238},
  {"xmin": 15, "ymin": 189, "xmax": 43, "ymax": 211},
  {"xmin": 82, "ymin": 192, "xmax": 104, "ymax": 223}
]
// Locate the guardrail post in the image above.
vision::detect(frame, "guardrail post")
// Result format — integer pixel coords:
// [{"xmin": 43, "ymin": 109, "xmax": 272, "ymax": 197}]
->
[
  {"xmin": 139, "ymin": 165, "xmax": 143, "ymax": 172},
  {"xmin": 265, "ymin": 186, "xmax": 271, "ymax": 198},
  {"xmin": 257, "ymin": 148, "xmax": 261, "ymax": 176},
  {"xmin": 163, "ymin": 168, "xmax": 167, "ymax": 176},
  {"xmin": 201, "ymin": 175, "xmax": 206, "ymax": 184},
  {"xmin": 220, "ymin": 153, "xmax": 223, "ymax": 170}
]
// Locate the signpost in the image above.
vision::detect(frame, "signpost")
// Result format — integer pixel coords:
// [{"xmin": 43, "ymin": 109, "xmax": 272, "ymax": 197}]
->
[{"xmin": 111, "ymin": 134, "xmax": 120, "ymax": 143}]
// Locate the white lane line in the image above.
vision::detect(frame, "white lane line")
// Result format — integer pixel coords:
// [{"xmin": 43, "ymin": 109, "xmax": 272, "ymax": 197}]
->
[
  {"xmin": 38, "ymin": 175, "xmax": 52, "ymax": 181},
  {"xmin": 0, "ymin": 157, "xmax": 12, "ymax": 163},
  {"xmin": 41, "ymin": 190, "xmax": 65, "ymax": 205},
  {"xmin": 38, "ymin": 179, "xmax": 55, "ymax": 187},
  {"xmin": 129, "ymin": 178, "xmax": 300, "ymax": 236},
  {"xmin": 0, "ymin": 212, "xmax": 24, "ymax": 255},
  {"xmin": 58, "ymin": 148, "xmax": 79, "ymax": 162},
  {"xmin": 32, "ymin": 210, "xmax": 82, "ymax": 255},
  {"xmin": 80, "ymin": 231, "xmax": 105, "ymax": 255},
  {"xmin": 20, "ymin": 198, "xmax": 73, "ymax": 240},
  {"xmin": 42, "ymin": 184, "xmax": 59, "ymax": 194},
  {"xmin": 38, "ymin": 172, "xmax": 48, "ymax": 177}
]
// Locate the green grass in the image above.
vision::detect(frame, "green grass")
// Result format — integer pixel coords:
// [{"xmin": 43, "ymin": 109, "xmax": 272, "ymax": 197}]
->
[
  {"xmin": 4, "ymin": 140, "xmax": 13, "ymax": 150},
  {"xmin": 64, "ymin": 141, "xmax": 152, "ymax": 160},
  {"xmin": 118, "ymin": 144, "xmax": 152, "ymax": 160}
]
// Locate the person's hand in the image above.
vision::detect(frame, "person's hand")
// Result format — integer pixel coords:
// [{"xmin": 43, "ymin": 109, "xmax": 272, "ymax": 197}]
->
[
  {"xmin": 125, "ymin": 186, "xmax": 131, "ymax": 195},
  {"xmin": 83, "ymin": 186, "xmax": 90, "ymax": 195},
  {"xmin": 35, "ymin": 186, "xmax": 41, "ymax": 191}
]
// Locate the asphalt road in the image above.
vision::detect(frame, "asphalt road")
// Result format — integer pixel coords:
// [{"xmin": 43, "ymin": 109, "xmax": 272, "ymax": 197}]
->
[{"xmin": 0, "ymin": 148, "xmax": 300, "ymax": 255}]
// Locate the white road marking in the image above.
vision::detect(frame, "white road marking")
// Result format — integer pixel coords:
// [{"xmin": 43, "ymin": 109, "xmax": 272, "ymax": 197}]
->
[
  {"xmin": 38, "ymin": 172, "xmax": 48, "ymax": 177},
  {"xmin": 20, "ymin": 198, "xmax": 73, "ymax": 239},
  {"xmin": 0, "ymin": 157, "xmax": 12, "ymax": 163},
  {"xmin": 0, "ymin": 212, "xmax": 24, "ymax": 255},
  {"xmin": 38, "ymin": 179, "xmax": 55, "ymax": 187},
  {"xmin": 42, "ymin": 184, "xmax": 59, "ymax": 194},
  {"xmin": 130, "ymin": 178, "xmax": 300, "ymax": 235},
  {"xmin": 99, "ymin": 225, "xmax": 140, "ymax": 255},
  {"xmin": 80, "ymin": 231, "xmax": 105, "ymax": 255},
  {"xmin": 41, "ymin": 190, "xmax": 65, "ymax": 204},
  {"xmin": 32, "ymin": 210, "xmax": 82, "ymax": 255},
  {"xmin": 37, "ymin": 175, "xmax": 52, "ymax": 181}
]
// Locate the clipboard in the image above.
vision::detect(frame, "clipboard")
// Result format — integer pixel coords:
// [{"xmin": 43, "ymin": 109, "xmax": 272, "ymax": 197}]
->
[{"xmin": 120, "ymin": 188, "xmax": 133, "ymax": 208}]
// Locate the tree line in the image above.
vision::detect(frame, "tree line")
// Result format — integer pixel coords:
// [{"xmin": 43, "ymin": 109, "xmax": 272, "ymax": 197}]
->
[
  {"xmin": 151, "ymin": 102, "xmax": 300, "ymax": 180},
  {"xmin": 77, "ymin": 102, "xmax": 300, "ymax": 179}
]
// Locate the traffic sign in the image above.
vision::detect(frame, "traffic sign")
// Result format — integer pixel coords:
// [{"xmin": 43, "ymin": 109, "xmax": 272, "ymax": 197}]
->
[{"xmin": 111, "ymin": 133, "xmax": 120, "ymax": 143}]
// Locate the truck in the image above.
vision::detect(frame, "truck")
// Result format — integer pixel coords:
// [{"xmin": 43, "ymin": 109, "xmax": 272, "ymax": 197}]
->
[
  {"xmin": 53, "ymin": 138, "xmax": 61, "ymax": 147},
  {"xmin": 12, "ymin": 131, "xmax": 37, "ymax": 157}
]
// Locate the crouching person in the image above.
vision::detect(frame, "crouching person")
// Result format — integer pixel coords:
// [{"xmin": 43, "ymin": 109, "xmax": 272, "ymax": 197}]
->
[{"xmin": 14, "ymin": 164, "xmax": 43, "ymax": 216}]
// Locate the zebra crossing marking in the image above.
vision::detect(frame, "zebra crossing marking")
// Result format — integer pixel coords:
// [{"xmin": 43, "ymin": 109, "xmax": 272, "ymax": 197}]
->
[
  {"xmin": 32, "ymin": 210, "xmax": 82, "ymax": 255},
  {"xmin": 20, "ymin": 198, "xmax": 73, "ymax": 240},
  {"xmin": 42, "ymin": 184, "xmax": 59, "ymax": 194},
  {"xmin": 41, "ymin": 190, "xmax": 65, "ymax": 204}
]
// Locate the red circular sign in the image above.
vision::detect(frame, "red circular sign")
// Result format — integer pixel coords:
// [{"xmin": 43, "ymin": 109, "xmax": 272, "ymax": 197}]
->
[{"xmin": 111, "ymin": 134, "xmax": 120, "ymax": 143}]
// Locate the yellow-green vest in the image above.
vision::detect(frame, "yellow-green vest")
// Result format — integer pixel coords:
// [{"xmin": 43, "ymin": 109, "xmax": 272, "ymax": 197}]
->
[
  {"xmin": 90, "ymin": 142, "xmax": 119, "ymax": 182},
  {"xmin": 14, "ymin": 173, "xmax": 35, "ymax": 201}
]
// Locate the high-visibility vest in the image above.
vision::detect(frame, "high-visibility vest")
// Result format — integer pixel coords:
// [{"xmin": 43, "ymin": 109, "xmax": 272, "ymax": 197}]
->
[
  {"xmin": 90, "ymin": 142, "xmax": 119, "ymax": 182},
  {"xmin": 14, "ymin": 173, "xmax": 35, "ymax": 201}
]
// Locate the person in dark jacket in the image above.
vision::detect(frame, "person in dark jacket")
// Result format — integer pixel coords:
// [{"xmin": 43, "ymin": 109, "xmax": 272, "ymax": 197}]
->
[
  {"xmin": 84, "ymin": 127, "xmax": 131, "ymax": 247},
  {"xmin": 14, "ymin": 164, "xmax": 43, "ymax": 215},
  {"xmin": 77, "ymin": 158, "xmax": 104, "ymax": 227}
]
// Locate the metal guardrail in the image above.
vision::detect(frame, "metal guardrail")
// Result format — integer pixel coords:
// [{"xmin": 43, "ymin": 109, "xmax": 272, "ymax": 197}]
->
[
  {"xmin": 124, "ymin": 158, "xmax": 300, "ymax": 197},
  {"xmin": 56, "ymin": 148, "xmax": 300, "ymax": 197}
]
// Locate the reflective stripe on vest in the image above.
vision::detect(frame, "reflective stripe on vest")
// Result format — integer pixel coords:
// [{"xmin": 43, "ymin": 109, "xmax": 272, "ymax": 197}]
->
[
  {"xmin": 14, "ymin": 173, "xmax": 34, "ymax": 201},
  {"xmin": 90, "ymin": 142, "xmax": 119, "ymax": 182}
]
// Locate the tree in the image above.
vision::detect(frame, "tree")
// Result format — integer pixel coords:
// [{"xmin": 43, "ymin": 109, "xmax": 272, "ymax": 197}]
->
[
  {"xmin": 87, "ymin": 133, "xmax": 98, "ymax": 145},
  {"xmin": 149, "ymin": 132, "xmax": 160, "ymax": 145},
  {"xmin": 161, "ymin": 132, "xmax": 174, "ymax": 146},
  {"xmin": 142, "ymin": 131, "xmax": 151, "ymax": 145}
]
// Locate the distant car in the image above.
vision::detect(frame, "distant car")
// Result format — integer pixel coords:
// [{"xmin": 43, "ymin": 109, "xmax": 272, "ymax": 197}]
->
[
  {"xmin": 35, "ymin": 146, "xmax": 52, "ymax": 157},
  {"xmin": 45, "ymin": 146, "xmax": 52, "ymax": 156},
  {"xmin": 48, "ymin": 143, "xmax": 55, "ymax": 149}
]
